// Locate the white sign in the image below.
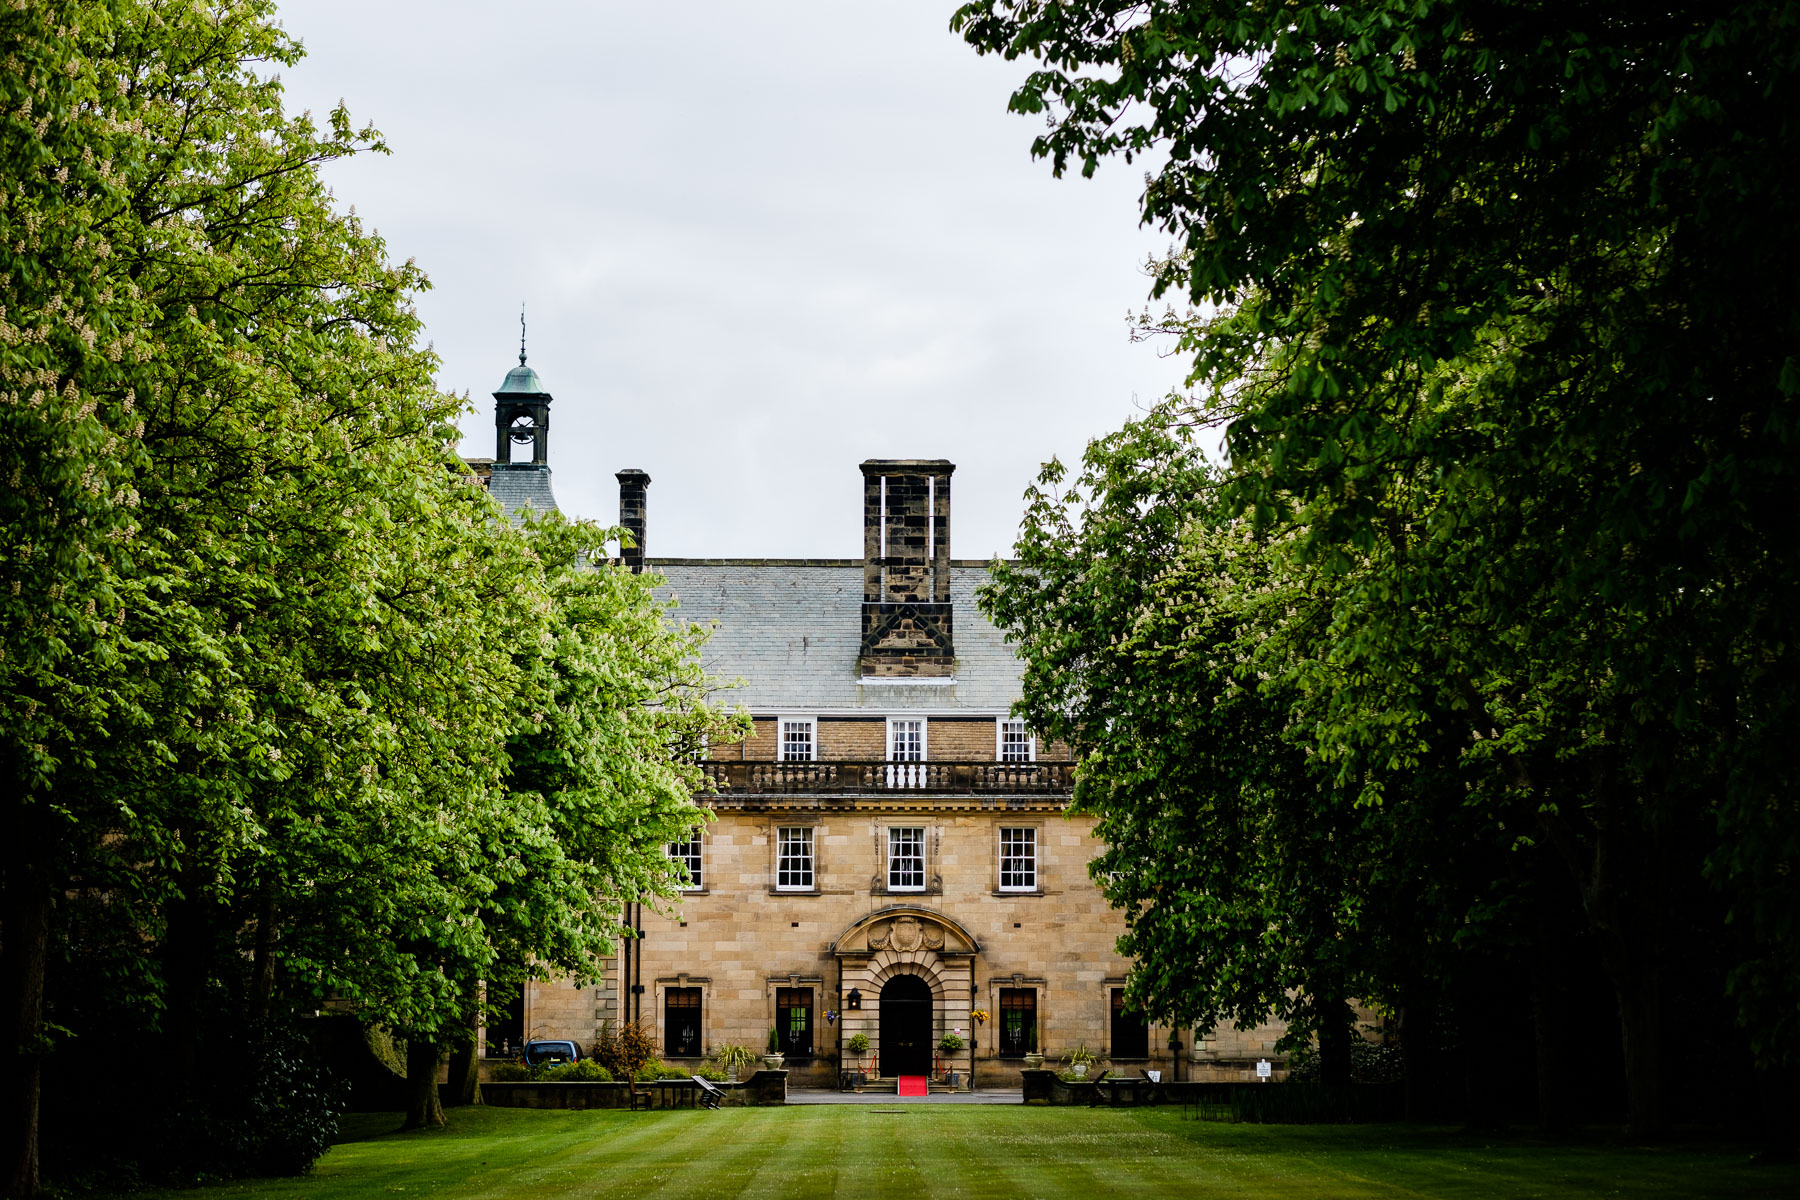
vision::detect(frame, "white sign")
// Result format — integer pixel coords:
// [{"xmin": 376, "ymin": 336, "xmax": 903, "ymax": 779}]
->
[{"xmin": 1256, "ymin": 1059, "xmax": 1272, "ymax": 1080}]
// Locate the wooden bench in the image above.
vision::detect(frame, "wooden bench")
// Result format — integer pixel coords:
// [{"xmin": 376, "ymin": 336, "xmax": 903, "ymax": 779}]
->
[{"xmin": 691, "ymin": 1076, "xmax": 726, "ymax": 1110}]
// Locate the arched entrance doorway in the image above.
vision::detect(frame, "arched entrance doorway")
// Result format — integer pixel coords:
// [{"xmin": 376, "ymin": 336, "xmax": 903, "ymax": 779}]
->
[{"xmin": 879, "ymin": 973, "xmax": 932, "ymax": 1076}]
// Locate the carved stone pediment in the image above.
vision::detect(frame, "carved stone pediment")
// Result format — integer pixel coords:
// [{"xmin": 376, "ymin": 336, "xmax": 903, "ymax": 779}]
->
[{"xmin": 833, "ymin": 906, "xmax": 978, "ymax": 957}]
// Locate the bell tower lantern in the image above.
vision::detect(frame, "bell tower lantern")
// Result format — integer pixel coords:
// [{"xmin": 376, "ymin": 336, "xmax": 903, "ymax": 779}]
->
[{"xmin": 494, "ymin": 312, "xmax": 551, "ymax": 465}]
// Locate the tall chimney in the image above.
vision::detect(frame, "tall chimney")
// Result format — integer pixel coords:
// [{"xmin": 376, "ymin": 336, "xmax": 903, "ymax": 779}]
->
[
  {"xmin": 617, "ymin": 469, "xmax": 650, "ymax": 573},
  {"xmin": 858, "ymin": 459, "xmax": 954, "ymax": 677}
]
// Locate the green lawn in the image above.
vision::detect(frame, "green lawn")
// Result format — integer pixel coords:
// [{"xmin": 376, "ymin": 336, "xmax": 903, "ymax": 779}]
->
[{"xmin": 98, "ymin": 1106, "xmax": 1796, "ymax": 1200}]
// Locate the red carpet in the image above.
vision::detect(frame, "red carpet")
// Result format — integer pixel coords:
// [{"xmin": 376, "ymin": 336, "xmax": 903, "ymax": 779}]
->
[{"xmin": 897, "ymin": 1075, "xmax": 928, "ymax": 1097}]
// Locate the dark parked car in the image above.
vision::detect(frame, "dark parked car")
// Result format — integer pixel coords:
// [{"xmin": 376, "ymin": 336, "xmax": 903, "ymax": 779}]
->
[{"xmin": 522, "ymin": 1039, "xmax": 582, "ymax": 1067}]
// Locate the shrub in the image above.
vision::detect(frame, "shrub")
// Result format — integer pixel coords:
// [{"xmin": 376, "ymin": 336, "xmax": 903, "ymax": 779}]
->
[
  {"xmin": 627, "ymin": 1058, "xmax": 689, "ymax": 1082},
  {"xmin": 592, "ymin": 1019, "xmax": 655, "ymax": 1081},
  {"xmin": 846, "ymin": 1033, "xmax": 870, "ymax": 1055},
  {"xmin": 938, "ymin": 1033, "xmax": 965, "ymax": 1053},
  {"xmin": 486, "ymin": 1062, "xmax": 530, "ymax": 1082},
  {"xmin": 1283, "ymin": 1037, "xmax": 1404, "ymax": 1085},
  {"xmin": 540, "ymin": 1060, "xmax": 612, "ymax": 1082},
  {"xmin": 695, "ymin": 1066, "xmax": 729, "ymax": 1083}
]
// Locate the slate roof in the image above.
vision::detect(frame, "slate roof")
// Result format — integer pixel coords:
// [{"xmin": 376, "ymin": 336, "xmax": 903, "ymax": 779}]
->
[
  {"xmin": 649, "ymin": 560, "xmax": 1024, "ymax": 713},
  {"xmin": 487, "ymin": 464, "xmax": 560, "ymax": 518}
]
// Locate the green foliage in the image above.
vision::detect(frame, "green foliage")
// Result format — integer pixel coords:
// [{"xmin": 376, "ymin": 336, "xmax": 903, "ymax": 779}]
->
[
  {"xmin": 938, "ymin": 1033, "xmax": 965, "ymax": 1054},
  {"xmin": 485, "ymin": 1063, "xmax": 530, "ymax": 1083},
  {"xmin": 539, "ymin": 1060, "xmax": 612, "ymax": 1083},
  {"xmin": 712, "ymin": 1044, "xmax": 758, "ymax": 1074},
  {"xmin": 591, "ymin": 1021, "xmax": 657, "ymax": 1083},
  {"xmin": 1061, "ymin": 1044, "xmax": 1098, "ymax": 1068},
  {"xmin": 845, "ymin": 1033, "xmax": 870, "ymax": 1056},
  {"xmin": 768, "ymin": 1028, "xmax": 781, "ymax": 1053},
  {"xmin": 0, "ymin": 0, "xmax": 744, "ymax": 1183},
  {"xmin": 958, "ymin": 0, "xmax": 1800, "ymax": 1130}
]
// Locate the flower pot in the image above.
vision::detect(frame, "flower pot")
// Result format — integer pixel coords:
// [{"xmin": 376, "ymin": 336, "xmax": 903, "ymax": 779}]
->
[
  {"xmin": 1022, "ymin": 1053, "xmax": 1045, "ymax": 1070},
  {"xmin": 763, "ymin": 1053, "xmax": 784, "ymax": 1071},
  {"xmin": 1070, "ymin": 1063, "xmax": 1087, "ymax": 1079}
]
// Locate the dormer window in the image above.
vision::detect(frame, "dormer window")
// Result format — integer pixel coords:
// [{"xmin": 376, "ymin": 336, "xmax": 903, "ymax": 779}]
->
[
  {"xmin": 998, "ymin": 719, "xmax": 1035, "ymax": 763},
  {"xmin": 780, "ymin": 718, "xmax": 816, "ymax": 762}
]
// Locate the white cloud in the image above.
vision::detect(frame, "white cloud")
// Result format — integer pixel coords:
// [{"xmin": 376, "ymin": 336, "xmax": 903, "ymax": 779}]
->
[{"xmin": 276, "ymin": 0, "xmax": 1189, "ymax": 559}]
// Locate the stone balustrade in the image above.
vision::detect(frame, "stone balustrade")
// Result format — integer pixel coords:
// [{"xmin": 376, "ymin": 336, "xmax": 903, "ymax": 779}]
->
[{"xmin": 699, "ymin": 760, "xmax": 1073, "ymax": 795}]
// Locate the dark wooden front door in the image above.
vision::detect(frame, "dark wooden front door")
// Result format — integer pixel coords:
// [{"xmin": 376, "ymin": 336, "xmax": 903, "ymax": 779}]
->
[{"xmin": 880, "ymin": 974, "xmax": 932, "ymax": 1076}]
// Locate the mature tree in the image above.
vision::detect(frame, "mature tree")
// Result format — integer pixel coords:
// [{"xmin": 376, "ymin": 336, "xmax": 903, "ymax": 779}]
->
[
  {"xmin": 3, "ymin": 2, "xmax": 740, "ymax": 1189},
  {"xmin": 956, "ymin": 0, "xmax": 1800, "ymax": 1135},
  {"xmin": 983, "ymin": 420, "xmax": 1373, "ymax": 1083}
]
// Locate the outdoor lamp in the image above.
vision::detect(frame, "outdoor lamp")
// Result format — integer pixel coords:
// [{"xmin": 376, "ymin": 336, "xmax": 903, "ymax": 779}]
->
[{"xmin": 846, "ymin": 988, "xmax": 862, "ymax": 1010}]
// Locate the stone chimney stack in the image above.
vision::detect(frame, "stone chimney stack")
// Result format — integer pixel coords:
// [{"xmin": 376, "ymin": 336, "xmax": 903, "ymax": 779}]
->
[
  {"xmin": 617, "ymin": 469, "xmax": 650, "ymax": 573},
  {"xmin": 858, "ymin": 459, "xmax": 954, "ymax": 677}
]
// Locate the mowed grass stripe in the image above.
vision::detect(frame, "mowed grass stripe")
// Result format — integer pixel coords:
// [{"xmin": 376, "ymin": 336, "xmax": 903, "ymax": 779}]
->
[{"xmin": 91, "ymin": 1106, "xmax": 1800, "ymax": 1200}]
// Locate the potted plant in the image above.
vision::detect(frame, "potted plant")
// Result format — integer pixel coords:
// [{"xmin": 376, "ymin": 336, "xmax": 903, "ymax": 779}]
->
[
  {"xmin": 938, "ymin": 1031, "xmax": 965, "ymax": 1054},
  {"xmin": 713, "ymin": 1043, "xmax": 757, "ymax": 1082},
  {"xmin": 846, "ymin": 1032, "xmax": 870, "ymax": 1089},
  {"xmin": 1062, "ymin": 1042, "xmax": 1098, "ymax": 1080},
  {"xmin": 763, "ymin": 1027, "xmax": 784, "ymax": 1070}
]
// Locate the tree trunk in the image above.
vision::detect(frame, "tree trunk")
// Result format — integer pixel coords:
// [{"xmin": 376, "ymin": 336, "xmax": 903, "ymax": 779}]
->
[
  {"xmin": 1612, "ymin": 964, "xmax": 1664, "ymax": 1139},
  {"xmin": 402, "ymin": 1038, "xmax": 444, "ymax": 1130},
  {"xmin": 1538, "ymin": 774, "xmax": 1667, "ymax": 1140},
  {"xmin": 1314, "ymin": 986, "xmax": 1353, "ymax": 1086},
  {"xmin": 1459, "ymin": 961, "xmax": 1508, "ymax": 1132},
  {"xmin": 159, "ymin": 857, "xmax": 216, "ymax": 1095},
  {"xmin": 1399, "ymin": 998, "xmax": 1432, "ymax": 1123},
  {"xmin": 442, "ymin": 1000, "xmax": 481, "ymax": 1108},
  {"xmin": 248, "ymin": 891, "xmax": 278, "ymax": 1023},
  {"xmin": 1530, "ymin": 864, "xmax": 1573, "ymax": 1134},
  {"xmin": 2, "ymin": 793, "xmax": 55, "ymax": 1199}
]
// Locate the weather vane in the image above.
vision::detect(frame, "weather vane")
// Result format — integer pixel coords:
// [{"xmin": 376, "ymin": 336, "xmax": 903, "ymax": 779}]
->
[{"xmin": 519, "ymin": 303, "xmax": 527, "ymax": 365}]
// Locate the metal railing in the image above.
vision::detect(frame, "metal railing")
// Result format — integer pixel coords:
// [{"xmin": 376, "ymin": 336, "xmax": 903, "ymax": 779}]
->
[{"xmin": 699, "ymin": 760, "xmax": 1073, "ymax": 795}]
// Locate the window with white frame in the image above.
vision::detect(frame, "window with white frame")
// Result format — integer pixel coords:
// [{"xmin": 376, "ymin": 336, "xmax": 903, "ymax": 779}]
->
[
  {"xmin": 780, "ymin": 718, "xmax": 816, "ymax": 762},
  {"xmin": 888, "ymin": 719, "xmax": 924, "ymax": 760},
  {"xmin": 888, "ymin": 827, "xmax": 926, "ymax": 891},
  {"xmin": 667, "ymin": 830, "xmax": 703, "ymax": 891},
  {"xmin": 999, "ymin": 720, "xmax": 1035, "ymax": 762},
  {"xmin": 999, "ymin": 827, "xmax": 1037, "ymax": 891},
  {"xmin": 776, "ymin": 826, "xmax": 814, "ymax": 890}
]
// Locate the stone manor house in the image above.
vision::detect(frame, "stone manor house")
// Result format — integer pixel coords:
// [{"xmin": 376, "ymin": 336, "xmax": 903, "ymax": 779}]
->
[{"xmin": 466, "ymin": 347, "xmax": 1286, "ymax": 1087}]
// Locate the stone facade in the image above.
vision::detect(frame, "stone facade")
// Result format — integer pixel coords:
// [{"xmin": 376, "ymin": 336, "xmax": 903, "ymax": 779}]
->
[{"xmin": 482, "ymin": 455, "xmax": 1290, "ymax": 1086}]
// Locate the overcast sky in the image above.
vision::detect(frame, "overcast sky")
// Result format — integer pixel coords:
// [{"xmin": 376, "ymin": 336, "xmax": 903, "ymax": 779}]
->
[{"xmin": 274, "ymin": 1, "xmax": 1188, "ymax": 559}]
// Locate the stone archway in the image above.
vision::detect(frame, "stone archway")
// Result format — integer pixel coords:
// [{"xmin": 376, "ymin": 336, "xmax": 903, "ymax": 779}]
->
[{"xmin": 833, "ymin": 906, "xmax": 980, "ymax": 1079}]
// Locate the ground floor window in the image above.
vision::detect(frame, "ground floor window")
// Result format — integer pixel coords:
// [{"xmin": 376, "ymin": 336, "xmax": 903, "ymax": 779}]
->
[
  {"xmin": 665, "ymin": 987, "xmax": 702, "ymax": 1058},
  {"xmin": 999, "ymin": 988, "xmax": 1037, "ymax": 1057},
  {"xmin": 776, "ymin": 987, "xmax": 814, "ymax": 1057},
  {"xmin": 484, "ymin": 984, "xmax": 525, "ymax": 1058},
  {"xmin": 1110, "ymin": 988, "xmax": 1149, "ymax": 1058}
]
